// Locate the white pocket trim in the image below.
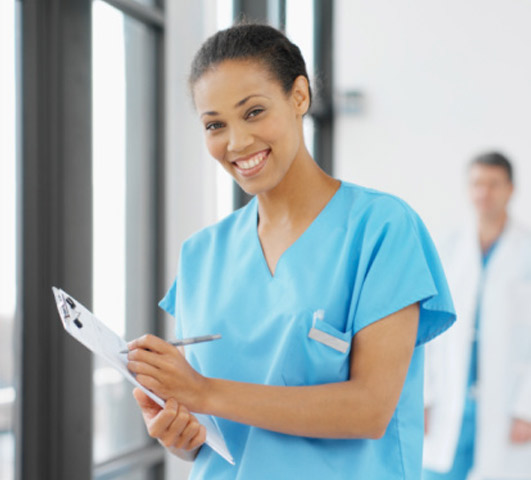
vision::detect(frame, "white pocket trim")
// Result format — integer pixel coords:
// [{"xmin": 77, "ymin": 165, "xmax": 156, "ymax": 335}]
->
[
  {"xmin": 307, "ymin": 309, "xmax": 351, "ymax": 354},
  {"xmin": 308, "ymin": 327, "xmax": 350, "ymax": 353}
]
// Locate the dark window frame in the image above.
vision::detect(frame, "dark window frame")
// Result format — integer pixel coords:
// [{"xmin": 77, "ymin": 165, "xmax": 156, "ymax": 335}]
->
[{"xmin": 16, "ymin": 0, "xmax": 166, "ymax": 479}]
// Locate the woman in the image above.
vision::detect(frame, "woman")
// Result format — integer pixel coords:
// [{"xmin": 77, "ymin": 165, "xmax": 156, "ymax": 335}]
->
[{"xmin": 127, "ymin": 24, "xmax": 455, "ymax": 479}]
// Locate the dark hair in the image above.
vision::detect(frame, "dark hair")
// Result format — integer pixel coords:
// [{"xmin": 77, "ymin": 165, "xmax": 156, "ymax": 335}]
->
[
  {"xmin": 469, "ymin": 151, "xmax": 513, "ymax": 183},
  {"xmin": 189, "ymin": 23, "xmax": 312, "ymax": 106}
]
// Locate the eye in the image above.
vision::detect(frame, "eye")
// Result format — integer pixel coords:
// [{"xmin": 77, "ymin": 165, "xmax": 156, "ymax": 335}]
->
[
  {"xmin": 246, "ymin": 107, "xmax": 264, "ymax": 119},
  {"xmin": 205, "ymin": 121, "xmax": 224, "ymax": 131}
]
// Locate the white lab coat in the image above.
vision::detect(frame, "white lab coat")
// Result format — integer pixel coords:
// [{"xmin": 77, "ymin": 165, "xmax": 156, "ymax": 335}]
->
[{"xmin": 423, "ymin": 219, "xmax": 531, "ymax": 479}]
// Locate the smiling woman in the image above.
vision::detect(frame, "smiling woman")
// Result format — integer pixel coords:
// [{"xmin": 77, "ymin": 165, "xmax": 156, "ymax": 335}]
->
[{"xmin": 127, "ymin": 23, "xmax": 456, "ymax": 480}]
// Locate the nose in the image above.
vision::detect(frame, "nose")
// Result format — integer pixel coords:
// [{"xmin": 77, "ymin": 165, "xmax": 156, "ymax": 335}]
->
[{"xmin": 227, "ymin": 124, "xmax": 253, "ymax": 153}]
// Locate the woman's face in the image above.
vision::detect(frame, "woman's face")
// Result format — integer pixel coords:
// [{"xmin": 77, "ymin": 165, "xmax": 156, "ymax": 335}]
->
[{"xmin": 193, "ymin": 59, "xmax": 310, "ymax": 196}]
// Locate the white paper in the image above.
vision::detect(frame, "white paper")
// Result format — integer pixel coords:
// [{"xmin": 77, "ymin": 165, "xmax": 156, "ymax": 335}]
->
[{"xmin": 52, "ymin": 287, "xmax": 234, "ymax": 465}]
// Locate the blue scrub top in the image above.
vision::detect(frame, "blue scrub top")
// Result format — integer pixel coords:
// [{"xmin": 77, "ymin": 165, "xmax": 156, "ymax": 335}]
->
[{"xmin": 160, "ymin": 182, "xmax": 455, "ymax": 480}]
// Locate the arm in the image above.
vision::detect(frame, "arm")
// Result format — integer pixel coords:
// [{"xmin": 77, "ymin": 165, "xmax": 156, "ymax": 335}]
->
[
  {"xmin": 128, "ymin": 303, "xmax": 419, "ymax": 439},
  {"xmin": 510, "ymin": 347, "xmax": 531, "ymax": 443},
  {"xmin": 423, "ymin": 336, "xmax": 444, "ymax": 435},
  {"xmin": 510, "ymin": 368, "xmax": 531, "ymax": 443},
  {"xmin": 509, "ymin": 289, "xmax": 531, "ymax": 443}
]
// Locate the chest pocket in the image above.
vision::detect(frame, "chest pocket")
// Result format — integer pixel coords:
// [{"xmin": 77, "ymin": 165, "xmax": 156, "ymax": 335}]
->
[{"xmin": 281, "ymin": 310, "xmax": 352, "ymax": 386}]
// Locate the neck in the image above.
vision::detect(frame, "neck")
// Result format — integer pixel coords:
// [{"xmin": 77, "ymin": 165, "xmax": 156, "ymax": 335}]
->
[
  {"xmin": 256, "ymin": 148, "xmax": 339, "ymax": 227},
  {"xmin": 478, "ymin": 212, "xmax": 507, "ymax": 253}
]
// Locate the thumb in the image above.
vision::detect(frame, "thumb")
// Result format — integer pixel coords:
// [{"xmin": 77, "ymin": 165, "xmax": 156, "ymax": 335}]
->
[
  {"xmin": 164, "ymin": 397, "xmax": 178, "ymax": 414},
  {"xmin": 133, "ymin": 388, "xmax": 159, "ymax": 412}
]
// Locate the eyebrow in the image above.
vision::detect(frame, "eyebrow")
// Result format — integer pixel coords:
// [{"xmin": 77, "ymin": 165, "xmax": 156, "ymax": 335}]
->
[{"xmin": 200, "ymin": 94, "xmax": 267, "ymax": 118}]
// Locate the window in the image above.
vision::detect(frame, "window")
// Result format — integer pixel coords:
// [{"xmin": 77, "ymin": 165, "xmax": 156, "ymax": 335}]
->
[
  {"xmin": 92, "ymin": 0, "xmax": 163, "ymax": 477},
  {"xmin": 0, "ymin": 1, "xmax": 18, "ymax": 478},
  {"xmin": 215, "ymin": 0, "xmax": 236, "ymax": 219},
  {"xmin": 285, "ymin": 0, "xmax": 315, "ymax": 157},
  {"xmin": 16, "ymin": 0, "xmax": 166, "ymax": 478}
]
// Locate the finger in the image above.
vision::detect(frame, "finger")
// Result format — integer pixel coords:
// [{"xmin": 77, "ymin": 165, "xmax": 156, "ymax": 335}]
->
[
  {"xmin": 174, "ymin": 417, "xmax": 202, "ymax": 450},
  {"xmin": 159, "ymin": 404, "xmax": 190, "ymax": 447},
  {"xmin": 187, "ymin": 425, "xmax": 207, "ymax": 451},
  {"xmin": 128, "ymin": 334, "xmax": 173, "ymax": 354},
  {"xmin": 147, "ymin": 398, "xmax": 178, "ymax": 439},
  {"xmin": 128, "ymin": 360, "xmax": 161, "ymax": 378},
  {"xmin": 170, "ymin": 404, "xmax": 191, "ymax": 436},
  {"xmin": 128, "ymin": 347, "xmax": 169, "ymax": 369},
  {"xmin": 133, "ymin": 388, "xmax": 161, "ymax": 417},
  {"xmin": 133, "ymin": 387, "xmax": 151, "ymax": 405},
  {"xmin": 135, "ymin": 374, "xmax": 163, "ymax": 394}
]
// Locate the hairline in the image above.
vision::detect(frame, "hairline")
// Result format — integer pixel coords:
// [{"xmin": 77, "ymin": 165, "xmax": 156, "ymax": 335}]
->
[{"xmin": 191, "ymin": 57, "xmax": 298, "ymax": 105}]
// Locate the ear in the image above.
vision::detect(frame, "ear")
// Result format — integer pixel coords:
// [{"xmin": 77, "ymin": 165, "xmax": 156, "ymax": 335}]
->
[{"xmin": 291, "ymin": 75, "xmax": 311, "ymax": 116}]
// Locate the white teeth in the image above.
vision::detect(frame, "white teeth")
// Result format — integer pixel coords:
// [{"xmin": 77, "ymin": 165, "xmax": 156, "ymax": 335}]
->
[{"xmin": 236, "ymin": 151, "xmax": 267, "ymax": 170}]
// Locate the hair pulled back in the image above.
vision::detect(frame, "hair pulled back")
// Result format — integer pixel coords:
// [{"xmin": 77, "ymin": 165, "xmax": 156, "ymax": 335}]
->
[{"xmin": 189, "ymin": 23, "xmax": 312, "ymax": 107}]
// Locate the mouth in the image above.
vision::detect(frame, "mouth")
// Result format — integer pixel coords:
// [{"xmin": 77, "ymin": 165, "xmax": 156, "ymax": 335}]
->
[{"xmin": 232, "ymin": 149, "xmax": 270, "ymax": 177}]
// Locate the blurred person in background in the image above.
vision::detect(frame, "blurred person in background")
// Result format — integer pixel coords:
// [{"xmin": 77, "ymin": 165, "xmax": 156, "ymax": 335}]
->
[{"xmin": 423, "ymin": 152, "xmax": 531, "ymax": 480}]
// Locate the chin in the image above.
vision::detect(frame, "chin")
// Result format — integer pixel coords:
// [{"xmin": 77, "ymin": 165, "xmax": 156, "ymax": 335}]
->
[
  {"xmin": 237, "ymin": 183, "xmax": 266, "ymax": 197},
  {"xmin": 239, "ymin": 178, "xmax": 286, "ymax": 198}
]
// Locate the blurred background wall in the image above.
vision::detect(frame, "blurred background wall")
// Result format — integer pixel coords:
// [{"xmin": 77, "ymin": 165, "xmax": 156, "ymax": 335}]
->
[{"xmin": 334, "ymin": 0, "xmax": 531, "ymax": 237}]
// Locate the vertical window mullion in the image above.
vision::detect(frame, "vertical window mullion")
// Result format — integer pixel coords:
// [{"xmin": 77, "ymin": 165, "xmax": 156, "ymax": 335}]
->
[{"xmin": 18, "ymin": 1, "xmax": 93, "ymax": 479}]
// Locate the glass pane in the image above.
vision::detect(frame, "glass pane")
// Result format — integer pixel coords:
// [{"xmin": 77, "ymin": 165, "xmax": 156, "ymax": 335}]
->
[
  {"xmin": 103, "ymin": 464, "xmax": 161, "ymax": 480},
  {"xmin": 92, "ymin": 0, "xmax": 159, "ymax": 465},
  {"xmin": 0, "ymin": 1, "xmax": 18, "ymax": 479},
  {"xmin": 133, "ymin": 0, "xmax": 158, "ymax": 7},
  {"xmin": 285, "ymin": 0, "xmax": 315, "ymax": 156},
  {"xmin": 216, "ymin": 0, "xmax": 233, "ymax": 29},
  {"xmin": 285, "ymin": 0, "xmax": 314, "ymax": 79},
  {"xmin": 215, "ymin": 0, "xmax": 235, "ymax": 219}
]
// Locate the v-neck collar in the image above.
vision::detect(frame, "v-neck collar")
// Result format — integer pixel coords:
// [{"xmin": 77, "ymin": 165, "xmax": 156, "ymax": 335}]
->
[{"xmin": 252, "ymin": 181, "xmax": 344, "ymax": 278}]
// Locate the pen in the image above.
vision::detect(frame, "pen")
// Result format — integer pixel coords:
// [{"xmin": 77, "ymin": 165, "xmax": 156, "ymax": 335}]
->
[{"xmin": 120, "ymin": 333, "xmax": 222, "ymax": 354}]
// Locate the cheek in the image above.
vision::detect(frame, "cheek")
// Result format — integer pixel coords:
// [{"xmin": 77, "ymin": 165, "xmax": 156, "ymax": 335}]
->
[
  {"xmin": 261, "ymin": 113, "xmax": 296, "ymax": 148},
  {"xmin": 205, "ymin": 135, "xmax": 226, "ymax": 162}
]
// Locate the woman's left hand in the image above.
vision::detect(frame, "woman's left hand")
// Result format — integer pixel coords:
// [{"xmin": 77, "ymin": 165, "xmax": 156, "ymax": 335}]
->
[{"xmin": 127, "ymin": 334, "xmax": 207, "ymax": 412}]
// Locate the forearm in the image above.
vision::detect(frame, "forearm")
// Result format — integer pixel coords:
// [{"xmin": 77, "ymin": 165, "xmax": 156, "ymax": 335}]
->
[
  {"xmin": 198, "ymin": 378, "xmax": 388, "ymax": 439},
  {"xmin": 129, "ymin": 306, "xmax": 418, "ymax": 441},
  {"xmin": 192, "ymin": 307, "xmax": 419, "ymax": 440}
]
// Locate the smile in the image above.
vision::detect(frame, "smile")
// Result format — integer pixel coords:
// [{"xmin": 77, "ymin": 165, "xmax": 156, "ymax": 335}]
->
[{"xmin": 232, "ymin": 149, "xmax": 270, "ymax": 177}]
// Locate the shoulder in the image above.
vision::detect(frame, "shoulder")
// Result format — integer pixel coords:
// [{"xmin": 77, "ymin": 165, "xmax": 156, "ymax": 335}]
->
[
  {"xmin": 507, "ymin": 219, "xmax": 531, "ymax": 241},
  {"xmin": 504, "ymin": 219, "xmax": 531, "ymax": 259},
  {"xmin": 181, "ymin": 198, "xmax": 255, "ymax": 256},
  {"xmin": 339, "ymin": 181, "xmax": 422, "ymax": 230}
]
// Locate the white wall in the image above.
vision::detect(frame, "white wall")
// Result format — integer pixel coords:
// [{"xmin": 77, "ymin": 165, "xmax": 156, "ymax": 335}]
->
[
  {"xmin": 164, "ymin": 1, "xmax": 219, "ymax": 278},
  {"xmin": 334, "ymin": 0, "xmax": 531, "ymax": 238},
  {"xmin": 164, "ymin": 1, "xmax": 220, "ymax": 478}
]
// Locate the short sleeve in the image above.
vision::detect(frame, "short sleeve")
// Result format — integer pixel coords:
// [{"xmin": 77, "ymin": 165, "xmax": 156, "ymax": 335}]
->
[
  {"xmin": 352, "ymin": 201, "xmax": 456, "ymax": 346},
  {"xmin": 159, "ymin": 277, "xmax": 185, "ymax": 339},
  {"xmin": 159, "ymin": 277, "xmax": 177, "ymax": 317}
]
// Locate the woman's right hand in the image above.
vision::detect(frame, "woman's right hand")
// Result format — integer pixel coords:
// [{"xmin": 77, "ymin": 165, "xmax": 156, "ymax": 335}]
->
[{"xmin": 133, "ymin": 388, "xmax": 207, "ymax": 454}]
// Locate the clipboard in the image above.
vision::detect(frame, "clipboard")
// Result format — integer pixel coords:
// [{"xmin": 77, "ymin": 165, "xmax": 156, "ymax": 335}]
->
[{"xmin": 52, "ymin": 287, "xmax": 234, "ymax": 465}]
